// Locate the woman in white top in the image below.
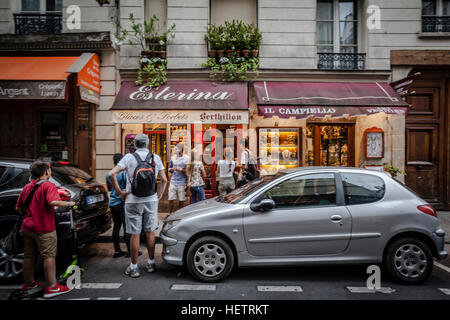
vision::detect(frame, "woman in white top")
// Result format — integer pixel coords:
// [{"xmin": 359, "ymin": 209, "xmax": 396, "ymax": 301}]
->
[{"xmin": 216, "ymin": 147, "xmax": 236, "ymax": 196}]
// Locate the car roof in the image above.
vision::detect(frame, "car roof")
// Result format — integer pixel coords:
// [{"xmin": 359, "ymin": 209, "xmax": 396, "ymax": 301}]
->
[
  {"xmin": 280, "ymin": 166, "xmax": 391, "ymax": 177},
  {"xmin": 0, "ymin": 157, "xmax": 33, "ymax": 168}
]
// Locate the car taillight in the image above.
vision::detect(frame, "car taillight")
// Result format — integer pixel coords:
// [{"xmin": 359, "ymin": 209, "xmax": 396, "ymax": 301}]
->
[
  {"xmin": 417, "ymin": 205, "xmax": 438, "ymax": 218},
  {"xmin": 58, "ymin": 187, "xmax": 71, "ymax": 201}
]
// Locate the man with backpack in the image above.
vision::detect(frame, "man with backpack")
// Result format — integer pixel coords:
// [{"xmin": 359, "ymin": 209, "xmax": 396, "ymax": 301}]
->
[
  {"xmin": 108, "ymin": 134, "xmax": 168, "ymax": 278},
  {"xmin": 16, "ymin": 161, "xmax": 75, "ymax": 298}
]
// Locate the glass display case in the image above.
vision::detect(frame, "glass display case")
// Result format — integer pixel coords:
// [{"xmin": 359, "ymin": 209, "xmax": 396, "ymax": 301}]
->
[{"xmin": 258, "ymin": 128, "xmax": 300, "ymax": 175}]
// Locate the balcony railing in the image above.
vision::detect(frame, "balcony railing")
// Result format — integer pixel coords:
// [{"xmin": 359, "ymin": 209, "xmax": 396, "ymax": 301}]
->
[
  {"xmin": 14, "ymin": 13, "xmax": 62, "ymax": 35},
  {"xmin": 317, "ymin": 52, "xmax": 366, "ymax": 70},
  {"xmin": 422, "ymin": 16, "xmax": 450, "ymax": 32}
]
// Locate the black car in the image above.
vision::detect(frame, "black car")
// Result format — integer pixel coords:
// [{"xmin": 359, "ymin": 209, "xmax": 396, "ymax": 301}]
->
[{"xmin": 0, "ymin": 158, "xmax": 112, "ymax": 282}]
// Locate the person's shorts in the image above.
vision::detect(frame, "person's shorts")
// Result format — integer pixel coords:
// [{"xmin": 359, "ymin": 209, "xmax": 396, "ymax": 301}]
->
[
  {"xmin": 23, "ymin": 230, "xmax": 57, "ymax": 259},
  {"xmin": 168, "ymin": 183, "xmax": 186, "ymax": 201},
  {"xmin": 124, "ymin": 201, "xmax": 158, "ymax": 235}
]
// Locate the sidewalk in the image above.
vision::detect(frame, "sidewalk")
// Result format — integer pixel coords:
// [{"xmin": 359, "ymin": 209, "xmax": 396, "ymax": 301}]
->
[
  {"xmin": 438, "ymin": 211, "xmax": 450, "ymax": 243},
  {"xmin": 98, "ymin": 211, "xmax": 450, "ymax": 244}
]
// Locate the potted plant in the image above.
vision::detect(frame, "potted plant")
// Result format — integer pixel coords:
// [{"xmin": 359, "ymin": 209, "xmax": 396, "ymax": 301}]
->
[
  {"xmin": 205, "ymin": 24, "xmax": 217, "ymax": 57},
  {"xmin": 384, "ymin": 163, "xmax": 406, "ymax": 178},
  {"xmin": 115, "ymin": 13, "xmax": 176, "ymax": 87},
  {"xmin": 250, "ymin": 24, "xmax": 262, "ymax": 57}
]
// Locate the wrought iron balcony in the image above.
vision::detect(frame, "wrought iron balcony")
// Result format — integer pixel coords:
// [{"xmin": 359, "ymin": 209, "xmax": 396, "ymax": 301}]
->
[
  {"xmin": 317, "ymin": 52, "xmax": 366, "ymax": 70},
  {"xmin": 14, "ymin": 13, "xmax": 62, "ymax": 35},
  {"xmin": 422, "ymin": 16, "xmax": 450, "ymax": 32}
]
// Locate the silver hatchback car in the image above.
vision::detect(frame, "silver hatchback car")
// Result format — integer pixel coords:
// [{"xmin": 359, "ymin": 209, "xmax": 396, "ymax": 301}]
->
[{"xmin": 161, "ymin": 167, "xmax": 447, "ymax": 283}]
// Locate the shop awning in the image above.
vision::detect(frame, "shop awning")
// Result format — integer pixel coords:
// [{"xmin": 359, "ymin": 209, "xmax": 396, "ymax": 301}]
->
[
  {"xmin": 111, "ymin": 81, "xmax": 248, "ymax": 110},
  {"xmin": 0, "ymin": 54, "xmax": 100, "ymax": 103},
  {"xmin": 254, "ymin": 81, "xmax": 409, "ymax": 119}
]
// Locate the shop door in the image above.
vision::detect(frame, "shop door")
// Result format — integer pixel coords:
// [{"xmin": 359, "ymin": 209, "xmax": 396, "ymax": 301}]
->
[
  {"xmin": 306, "ymin": 124, "xmax": 355, "ymax": 167},
  {"xmin": 405, "ymin": 79, "xmax": 445, "ymax": 206},
  {"xmin": 39, "ymin": 111, "xmax": 71, "ymax": 162}
]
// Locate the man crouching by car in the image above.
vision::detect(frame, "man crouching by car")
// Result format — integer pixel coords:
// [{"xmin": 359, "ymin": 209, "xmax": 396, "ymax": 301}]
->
[{"xmin": 16, "ymin": 161, "xmax": 76, "ymax": 298}]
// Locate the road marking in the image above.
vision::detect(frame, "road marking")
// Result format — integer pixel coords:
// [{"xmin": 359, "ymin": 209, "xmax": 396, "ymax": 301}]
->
[
  {"xmin": 97, "ymin": 297, "xmax": 121, "ymax": 300},
  {"xmin": 171, "ymin": 284, "xmax": 216, "ymax": 291},
  {"xmin": 434, "ymin": 261, "xmax": 450, "ymax": 274},
  {"xmin": 438, "ymin": 288, "xmax": 450, "ymax": 295},
  {"xmin": 68, "ymin": 298, "xmax": 91, "ymax": 300},
  {"xmin": 346, "ymin": 286, "xmax": 396, "ymax": 294},
  {"xmin": 80, "ymin": 283, "xmax": 123, "ymax": 289},
  {"xmin": 257, "ymin": 285, "xmax": 303, "ymax": 292}
]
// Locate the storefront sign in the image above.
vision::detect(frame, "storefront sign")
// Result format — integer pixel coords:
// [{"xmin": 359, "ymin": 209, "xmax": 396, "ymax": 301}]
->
[
  {"xmin": 258, "ymin": 105, "xmax": 408, "ymax": 119},
  {"xmin": 0, "ymin": 80, "xmax": 66, "ymax": 99},
  {"xmin": 77, "ymin": 53, "xmax": 100, "ymax": 93},
  {"xmin": 112, "ymin": 81, "xmax": 248, "ymax": 110},
  {"xmin": 112, "ymin": 110, "xmax": 249, "ymax": 124}
]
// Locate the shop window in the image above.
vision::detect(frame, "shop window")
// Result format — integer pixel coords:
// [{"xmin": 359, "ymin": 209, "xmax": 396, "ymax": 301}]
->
[
  {"xmin": 263, "ymin": 173, "xmax": 337, "ymax": 209},
  {"xmin": 210, "ymin": 0, "xmax": 257, "ymax": 25},
  {"xmin": 316, "ymin": 0, "xmax": 365, "ymax": 70},
  {"xmin": 341, "ymin": 173, "xmax": 385, "ymax": 205},
  {"xmin": 306, "ymin": 124, "xmax": 354, "ymax": 167},
  {"xmin": 258, "ymin": 128, "xmax": 301, "ymax": 176},
  {"xmin": 422, "ymin": 0, "xmax": 450, "ymax": 32},
  {"xmin": 145, "ymin": 0, "xmax": 168, "ymax": 35}
]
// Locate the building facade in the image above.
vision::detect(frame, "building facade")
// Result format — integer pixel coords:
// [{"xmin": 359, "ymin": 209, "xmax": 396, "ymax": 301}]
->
[{"xmin": 0, "ymin": 0, "xmax": 448, "ymax": 209}]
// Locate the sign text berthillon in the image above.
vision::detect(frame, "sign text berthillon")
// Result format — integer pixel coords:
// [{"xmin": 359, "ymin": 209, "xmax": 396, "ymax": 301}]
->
[{"xmin": 129, "ymin": 85, "xmax": 234, "ymax": 101}]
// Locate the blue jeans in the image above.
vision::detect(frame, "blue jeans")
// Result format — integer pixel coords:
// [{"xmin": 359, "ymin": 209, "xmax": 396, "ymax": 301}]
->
[{"xmin": 190, "ymin": 186, "xmax": 206, "ymax": 203}]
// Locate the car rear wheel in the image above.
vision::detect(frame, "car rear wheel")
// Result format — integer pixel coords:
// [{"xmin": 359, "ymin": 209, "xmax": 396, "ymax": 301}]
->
[
  {"xmin": 186, "ymin": 236, "xmax": 234, "ymax": 283},
  {"xmin": 0, "ymin": 218, "xmax": 24, "ymax": 283},
  {"xmin": 384, "ymin": 237, "xmax": 433, "ymax": 284}
]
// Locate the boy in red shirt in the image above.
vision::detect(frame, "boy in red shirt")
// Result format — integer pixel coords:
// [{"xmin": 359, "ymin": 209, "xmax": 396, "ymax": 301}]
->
[{"xmin": 16, "ymin": 161, "xmax": 75, "ymax": 298}]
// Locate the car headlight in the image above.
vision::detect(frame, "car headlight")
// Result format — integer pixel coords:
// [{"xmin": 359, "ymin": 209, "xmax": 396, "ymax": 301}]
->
[{"xmin": 162, "ymin": 220, "xmax": 180, "ymax": 233}]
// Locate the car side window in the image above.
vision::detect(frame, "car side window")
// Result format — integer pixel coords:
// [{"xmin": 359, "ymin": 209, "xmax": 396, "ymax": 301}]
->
[
  {"xmin": 341, "ymin": 173, "xmax": 385, "ymax": 205},
  {"xmin": 1, "ymin": 168, "xmax": 30, "ymax": 189},
  {"xmin": 0, "ymin": 166, "xmax": 25, "ymax": 187},
  {"xmin": 263, "ymin": 173, "xmax": 336, "ymax": 209}
]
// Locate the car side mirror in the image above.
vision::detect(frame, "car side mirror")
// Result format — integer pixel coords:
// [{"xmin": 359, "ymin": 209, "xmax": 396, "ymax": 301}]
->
[{"xmin": 250, "ymin": 199, "xmax": 275, "ymax": 212}]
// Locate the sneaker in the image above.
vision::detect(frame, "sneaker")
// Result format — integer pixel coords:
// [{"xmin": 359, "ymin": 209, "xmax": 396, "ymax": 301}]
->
[
  {"xmin": 43, "ymin": 283, "xmax": 73, "ymax": 299},
  {"xmin": 22, "ymin": 281, "xmax": 42, "ymax": 291},
  {"xmin": 146, "ymin": 262, "xmax": 156, "ymax": 273},
  {"xmin": 113, "ymin": 251, "xmax": 125, "ymax": 258},
  {"xmin": 125, "ymin": 266, "xmax": 140, "ymax": 278}
]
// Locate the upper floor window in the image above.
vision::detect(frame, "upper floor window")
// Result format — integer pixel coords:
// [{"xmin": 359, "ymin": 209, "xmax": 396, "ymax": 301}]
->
[
  {"xmin": 145, "ymin": 0, "xmax": 167, "ymax": 35},
  {"xmin": 316, "ymin": 0, "xmax": 365, "ymax": 70},
  {"xmin": 422, "ymin": 0, "xmax": 450, "ymax": 32},
  {"xmin": 20, "ymin": 0, "xmax": 62, "ymax": 13},
  {"xmin": 15, "ymin": 0, "xmax": 63, "ymax": 34},
  {"xmin": 210, "ymin": 0, "xmax": 257, "ymax": 26}
]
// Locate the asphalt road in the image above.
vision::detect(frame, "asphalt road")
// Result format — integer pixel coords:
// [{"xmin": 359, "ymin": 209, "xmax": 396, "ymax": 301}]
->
[{"xmin": 0, "ymin": 241, "xmax": 449, "ymax": 301}]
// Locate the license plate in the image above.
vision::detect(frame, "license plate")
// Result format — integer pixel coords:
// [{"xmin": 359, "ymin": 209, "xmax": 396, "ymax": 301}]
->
[{"xmin": 86, "ymin": 194, "xmax": 104, "ymax": 205}]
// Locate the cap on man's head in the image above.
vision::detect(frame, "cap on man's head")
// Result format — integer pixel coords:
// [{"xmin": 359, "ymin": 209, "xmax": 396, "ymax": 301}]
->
[{"xmin": 134, "ymin": 134, "xmax": 149, "ymax": 146}]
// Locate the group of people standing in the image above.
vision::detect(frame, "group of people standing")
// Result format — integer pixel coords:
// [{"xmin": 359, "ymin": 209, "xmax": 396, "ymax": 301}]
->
[{"xmin": 106, "ymin": 134, "xmax": 259, "ymax": 278}]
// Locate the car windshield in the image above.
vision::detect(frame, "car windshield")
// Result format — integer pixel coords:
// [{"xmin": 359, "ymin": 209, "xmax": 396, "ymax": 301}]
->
[
  {"xmin": 216, "ymin": 172, "xmax": 285, "ymax": 204},
  {"xmin": 51, "ymin": 163, "xmax": 93, "ymax": 185}
]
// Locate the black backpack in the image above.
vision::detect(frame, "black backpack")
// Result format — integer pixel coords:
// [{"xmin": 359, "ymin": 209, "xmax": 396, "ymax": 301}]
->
[{"xmin": 131, "ymin": 152, "xmax": 157, "ymax": 197}]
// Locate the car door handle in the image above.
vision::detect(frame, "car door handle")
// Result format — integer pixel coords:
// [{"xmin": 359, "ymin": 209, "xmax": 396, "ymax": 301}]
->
[{"xmin": 330, "ymin": 215, "xmax": 342, "ymax": 223}]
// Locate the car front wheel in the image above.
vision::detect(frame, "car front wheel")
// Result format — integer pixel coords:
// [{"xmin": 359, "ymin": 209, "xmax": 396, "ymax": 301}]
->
[
  {"xmin": 0, "ymin": 218, "xmax": 24, "ymax": 283},
  {"xmin": 186, "ymin": 236, "xmax": 234, "ymax": 283},
  {"xmin": 384, "ymin": 237, "xmax": 433, "ymax": 284}
]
